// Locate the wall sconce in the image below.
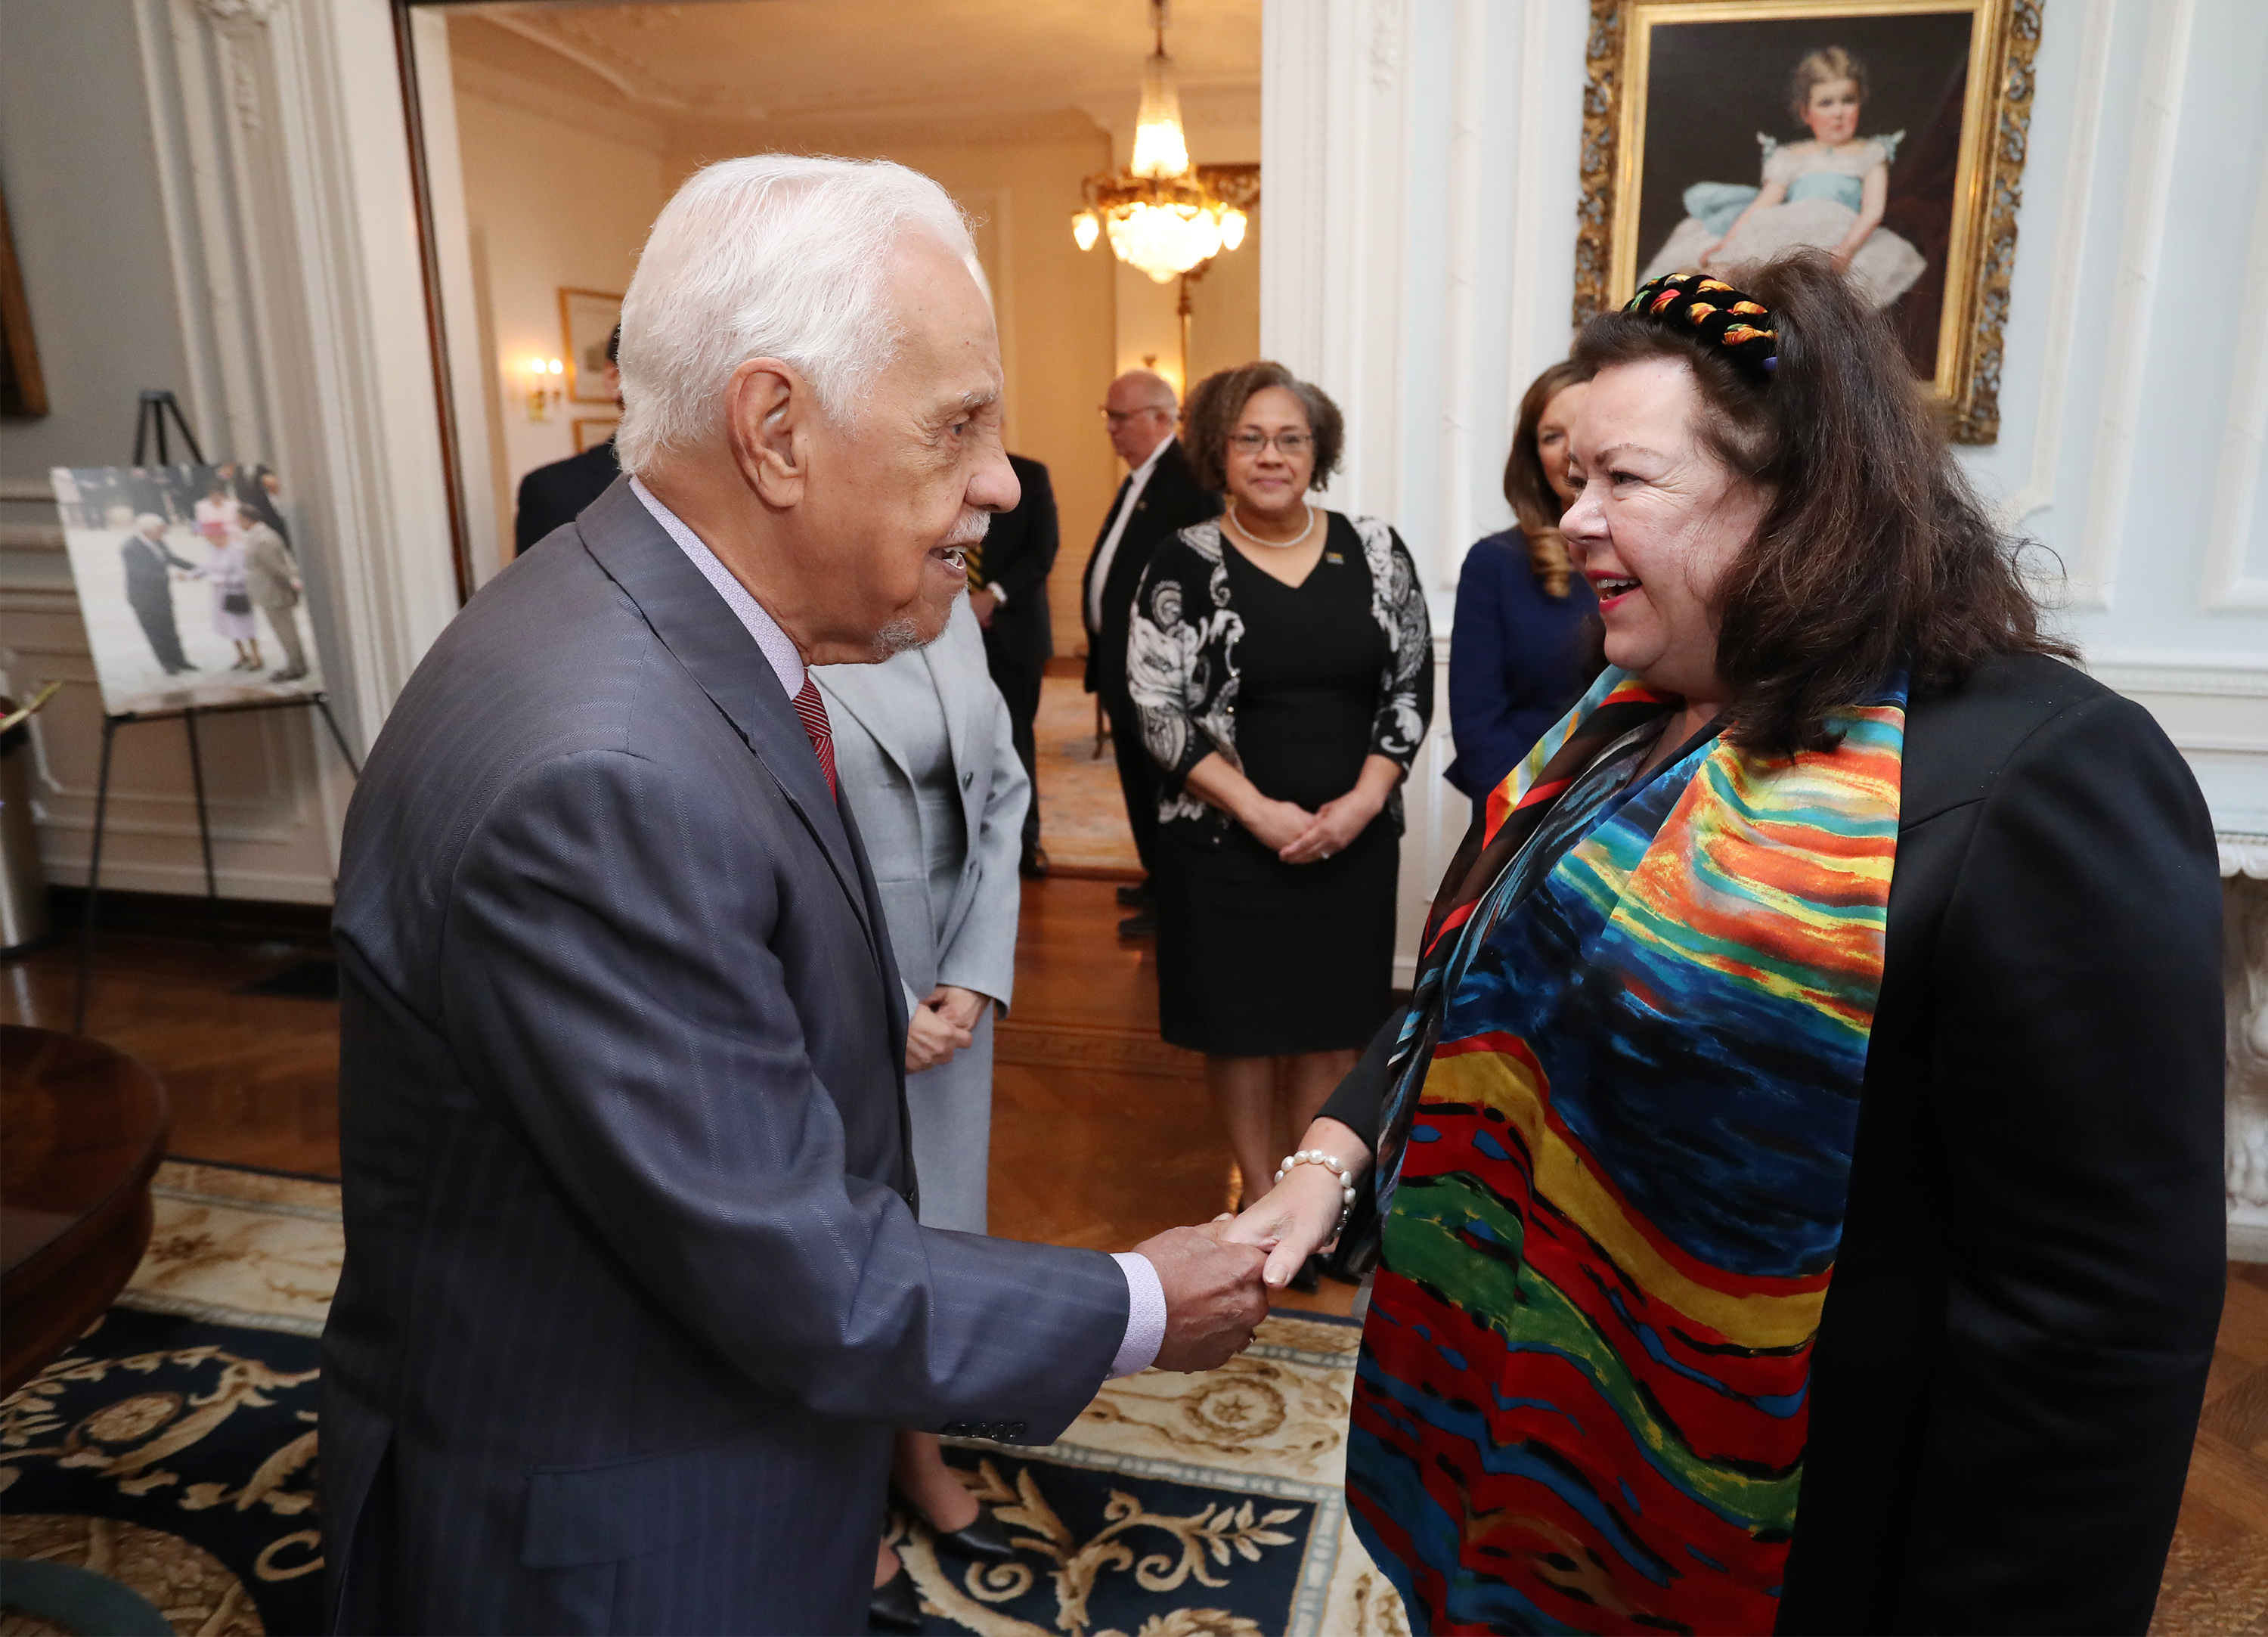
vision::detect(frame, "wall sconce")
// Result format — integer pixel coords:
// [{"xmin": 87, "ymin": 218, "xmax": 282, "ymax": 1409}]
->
[{"xmin": 524, "ymin": 356, "xmax": 565, "ymax": 422}]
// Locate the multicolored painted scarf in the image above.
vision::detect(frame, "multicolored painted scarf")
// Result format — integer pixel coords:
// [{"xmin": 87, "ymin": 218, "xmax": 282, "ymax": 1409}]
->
[{"xmin": 1347, "ymin": 667, "xmax": 1905, "ymax": 1634}]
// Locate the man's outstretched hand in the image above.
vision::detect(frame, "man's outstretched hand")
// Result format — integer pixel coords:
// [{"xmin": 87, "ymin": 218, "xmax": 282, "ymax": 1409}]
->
[{"xmin": 1132, "ymin": 1225, "xmax": 1271, "ymax": 1372}]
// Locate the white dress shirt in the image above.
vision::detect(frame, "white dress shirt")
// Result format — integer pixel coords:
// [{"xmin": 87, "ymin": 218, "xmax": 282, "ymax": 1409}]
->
[
  {"xmin": 1086, "ymin": 434, "xmax": 1174, "ymax": 634},
  {"xmin": 632, "ymin": 478, "xmax": 806, "ymax": 696},
  {"xmin": 631, "ymin": 477, "xmax": 1167, "ymax": 1378}
]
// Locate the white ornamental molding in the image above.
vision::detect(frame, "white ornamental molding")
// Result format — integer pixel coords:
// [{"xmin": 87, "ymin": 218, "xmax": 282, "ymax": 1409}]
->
[
  {"xmin": 2223, "ymin": 835, "xmax": 2268, "ymax": 880},
  {"xmin": 1368, "ymin": 0, "xmax": 1402, "ymax": 92},
  {"xmin": 195, "ymin": 0, "xmax": 282, "ymax": 26}
]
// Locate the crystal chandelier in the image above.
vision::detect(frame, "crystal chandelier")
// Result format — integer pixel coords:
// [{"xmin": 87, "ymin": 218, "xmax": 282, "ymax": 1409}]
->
[{"xmin": 1070, "ymin": 2, "xmax": 1253, "ymax": 285}]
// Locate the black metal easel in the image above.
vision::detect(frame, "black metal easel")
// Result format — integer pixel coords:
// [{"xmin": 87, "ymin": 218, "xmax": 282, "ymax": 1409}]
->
[
  {"xmin": 133, "ymin": 389, "xmax": 206, "ymax": 467},
  {"xmin": 73, "ymin": 393, "xmax": 363, "ymax": 1031}
]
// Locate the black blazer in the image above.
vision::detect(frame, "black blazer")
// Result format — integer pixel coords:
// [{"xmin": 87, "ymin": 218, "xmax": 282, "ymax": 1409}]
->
[
  {"xmin": 513, "ymin": 438, "xmax": 621, "ymax": 556},
  {"xmin": 1080, "ymin": 439, "xmax": 1221, "ymax": 702},
  {"xmin": 974, "ymin": 453, "xmax": 1059, "ymax": 667},
  {"xmin": 324, "ymin": 479, "xmax": 1129, "ymax": 1633},
  {"xmin": 1323, "ymin": 653, "xmax": 2226, "ymax": 1632}
]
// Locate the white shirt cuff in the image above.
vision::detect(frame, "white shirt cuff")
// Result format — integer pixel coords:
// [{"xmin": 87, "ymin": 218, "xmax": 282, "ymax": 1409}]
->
[
  {"xmin": 1108, "ymin": 1251, "xmax": 1167, "ymax": 1377},
  {"xmin": 987, "ymin": 582, "xmax": 1008, "ymax": 605}
]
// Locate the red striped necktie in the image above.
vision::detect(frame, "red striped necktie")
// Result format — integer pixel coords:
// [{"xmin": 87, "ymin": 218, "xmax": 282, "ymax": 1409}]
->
[{"xmin": 792, "ymin": 676, "xmax": 838, "ymax": 801}]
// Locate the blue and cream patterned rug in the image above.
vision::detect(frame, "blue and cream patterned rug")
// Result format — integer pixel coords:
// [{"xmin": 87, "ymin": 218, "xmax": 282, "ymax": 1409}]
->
[
  {"xmin": 2, "ymin": 1161, "xmax": 337, "ymax": 1635},
  {"xmin": 0, "ymin": 1161, "xmax": 1408, "ymax": 1637},
  {"xmin": 908, "ymin": 1311, "xmax": 1405, "ymax": 1637}
]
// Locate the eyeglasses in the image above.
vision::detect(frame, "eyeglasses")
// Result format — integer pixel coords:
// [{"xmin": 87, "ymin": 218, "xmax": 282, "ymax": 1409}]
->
[
  {"xmin": 1101, "ymin": 405, "xmax": 1173, "ymax": 426},
  {"xmin": 1228, "ymin": 430, "xmax": 1313, "ymax": 457}
]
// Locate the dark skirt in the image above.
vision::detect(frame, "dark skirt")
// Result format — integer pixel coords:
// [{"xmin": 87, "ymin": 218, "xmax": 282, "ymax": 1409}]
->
[{"xmin": 1154, "ymin": 817, "xmax": 1398, "ymax": 1057}]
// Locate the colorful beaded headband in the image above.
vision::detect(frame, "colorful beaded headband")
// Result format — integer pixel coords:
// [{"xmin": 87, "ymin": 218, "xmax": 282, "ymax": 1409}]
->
[{"xmin": 1625, "ymin": 272, "xmax": 1779, "ymax": 377}]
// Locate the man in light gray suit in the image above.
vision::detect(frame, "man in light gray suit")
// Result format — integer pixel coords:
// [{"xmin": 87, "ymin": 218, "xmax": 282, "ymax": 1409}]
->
[
  {"xmin": 816, "ymin": 591, "xmax": 1024, "ymax": 1239},
  {"xmin": 323, "ymin": 155, "xmax": 1269, "ymax": 1635}
]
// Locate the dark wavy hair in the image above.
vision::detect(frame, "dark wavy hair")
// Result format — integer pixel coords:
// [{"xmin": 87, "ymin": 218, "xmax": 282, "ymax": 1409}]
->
[
  {"xmin": 1503, "ymin": 358, "xmax": 1594, "ymax": 598},
  {"xmin": 1572, "ymin": 250, "xmax": 2071, "ymax": 758},
  {"xmin": 1184, "ymin": 361, "xmax": 1345, "ymax": 495}
]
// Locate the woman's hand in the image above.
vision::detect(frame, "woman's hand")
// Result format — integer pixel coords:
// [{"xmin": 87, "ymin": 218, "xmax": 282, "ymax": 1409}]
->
[
  {"xmin": 904, "ymin": 997, "xmax": 974, "ymax": 1074},
  {"xmin": 927, "ymin": 984, "xmax": 990, "ymax": 1031},
  {"xmin": 1185, "ymin": 752, "xmax": 1310, "ymax": 852},
  {"xmin": 1237, "ymin": 795, "xmax": 1315, "ymax": 854},
  {"xmin": 1218, "ymin": 1118, "xmax": 1373, "ymax": 1288},
  {"xmin": 1221, "ymin": 1164, "xmax": 1355, "ymax": 1289},
  {"xmin": 1278, "ymin": 786, "xmax": 1383, "ymax": 864},
  {"xmin": 1279, "ymin": 755, "xmax": 1403, "ymax": 865},
  {"xmin": 1696, "ymin": 237, "xmax": 1724, "ymax": 271}
]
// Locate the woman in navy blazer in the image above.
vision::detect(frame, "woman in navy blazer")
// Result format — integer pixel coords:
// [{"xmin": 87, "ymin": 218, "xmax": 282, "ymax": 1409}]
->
[{"xmin": 1445, "ymin": 360, "xmax": 1600, "ymax": 822}]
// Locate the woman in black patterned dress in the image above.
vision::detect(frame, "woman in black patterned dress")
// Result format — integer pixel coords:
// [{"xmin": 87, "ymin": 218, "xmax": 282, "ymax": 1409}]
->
[{"xmin": 1128, "ymin": 361, "xmax": 1433, "ymax": 1212}]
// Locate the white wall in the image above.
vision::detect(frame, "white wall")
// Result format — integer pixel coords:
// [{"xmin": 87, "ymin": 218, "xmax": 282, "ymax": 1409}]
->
[{"xmin": 1961, "ymin": 0, "xmax": 2268, "ymax": 845}]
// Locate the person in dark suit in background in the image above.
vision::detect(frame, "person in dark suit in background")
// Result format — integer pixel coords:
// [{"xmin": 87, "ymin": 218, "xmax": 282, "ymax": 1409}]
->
[
  {"xmin": 966, "ymin": 451, "xmax": 1057, "ymax": 878},
  {"xmin": 322, "ymin": 155, "xmax": 1267, "ymax": 1635},
  {"xmin": 230, "ymin": 464, "xmax": 291, "ymax": 545},
  {"xmin": 1081, "ymin": 369, "xmax": 1221, "ymax": 936},
  {"xmin": 121, "ymin": 513, "xmax": 195, "ymax": 674},
  {"xmin": 513, "ymin": 324, "xmax": 624, "ymax": 556}
]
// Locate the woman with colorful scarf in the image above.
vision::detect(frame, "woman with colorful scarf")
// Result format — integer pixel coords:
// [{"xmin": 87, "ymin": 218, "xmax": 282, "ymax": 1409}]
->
[{"xmin": 1226, "ymin": 253, "xmax": 2226, "ymax": 1632}]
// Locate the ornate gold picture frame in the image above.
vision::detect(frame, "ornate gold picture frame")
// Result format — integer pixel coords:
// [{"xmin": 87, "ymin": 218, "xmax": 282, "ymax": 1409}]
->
[{"xmin": 1574, "ymin": 0, "xmax": 2040, "ymax": 442}]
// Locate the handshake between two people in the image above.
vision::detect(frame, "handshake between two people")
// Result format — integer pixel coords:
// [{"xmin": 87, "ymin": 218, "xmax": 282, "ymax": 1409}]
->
[{"xmin": 1125, "ymin": 1118, "xmax": 1376, "ymax": 1373}]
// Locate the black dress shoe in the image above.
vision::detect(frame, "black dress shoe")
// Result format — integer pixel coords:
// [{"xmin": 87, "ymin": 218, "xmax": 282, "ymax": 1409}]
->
[
  {"xmin": 869, "ymin": 1562, "xmax": 922, "ymax": 1632},
  {"xmin": 1116, "ymin": 881, "xmax": 1150, "ymax": 907},
  {"xmin": 1019, "ymin": 846, "xmax": 1049, "ymax": 880},
  {"xmin": 1117, "ymin": 910, "xmax": 1155, "ymax": 939},
  {"xmin": 932, "ymin": 1506, "xmax": 1016, "ymax": 1562},
  {"xmin": 1288, "ymin": 1254, "xmax": 1323, "ymax": 1294}
]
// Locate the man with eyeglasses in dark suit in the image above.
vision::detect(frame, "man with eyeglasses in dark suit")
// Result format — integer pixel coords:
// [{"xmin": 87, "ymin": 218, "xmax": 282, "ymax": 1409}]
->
[{"xmin": 1079, "ymin": 370, "xmax": 1221, "ymax": 936}]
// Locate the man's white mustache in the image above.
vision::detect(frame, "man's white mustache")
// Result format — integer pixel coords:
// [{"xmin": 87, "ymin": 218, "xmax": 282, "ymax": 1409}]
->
[
  {"xmin": 940, "ymin": 510, "xmax": 991, "ymax": 569},
  {"xmin": 943, "ymin": 511, "xmax": 992, "ymax": 547}
]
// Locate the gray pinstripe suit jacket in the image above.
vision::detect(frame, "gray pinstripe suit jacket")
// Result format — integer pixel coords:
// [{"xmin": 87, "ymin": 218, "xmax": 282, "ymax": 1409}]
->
[{"xmin": 321, "ymin": 479, "xmax": 1129, "ymax": 1634}]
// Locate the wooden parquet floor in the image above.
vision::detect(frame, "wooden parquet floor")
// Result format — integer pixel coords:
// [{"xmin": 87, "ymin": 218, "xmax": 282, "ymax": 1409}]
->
[
  {"xmin": 4, "ymin": 879, "xmax": 2263, "ymax": 1625},
  {"xmin": 2, "ymin": 932, "xmax": 341, "ymax": 1175},
  {"xmin": 2159, "ymin": 1260, "xmax": 2268, "ymax": 1633}
]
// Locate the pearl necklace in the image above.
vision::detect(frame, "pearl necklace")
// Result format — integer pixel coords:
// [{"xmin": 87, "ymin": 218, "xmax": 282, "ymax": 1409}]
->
[{"xmin": 1227, "ymin": 500, "xmax": 1315, "ymax": 550}]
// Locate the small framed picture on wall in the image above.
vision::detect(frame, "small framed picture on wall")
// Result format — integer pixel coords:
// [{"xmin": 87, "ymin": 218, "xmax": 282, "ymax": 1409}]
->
[
  {"xmin": 559, "ymin": 288, "xmax": 623, "ymax": 406},
  {"xmin": 572, "ymin": 418, "xmax": 618, "ymax": 454},
  {"xmin": 1572, "ymin": 0, "xmax": 2038, "ymax": 442}
]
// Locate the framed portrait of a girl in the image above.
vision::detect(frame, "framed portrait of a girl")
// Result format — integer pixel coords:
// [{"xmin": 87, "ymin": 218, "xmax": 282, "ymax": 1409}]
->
[{"xmin": 1574, "ymin": 0, "xmax": 2039, "ymax": 442}]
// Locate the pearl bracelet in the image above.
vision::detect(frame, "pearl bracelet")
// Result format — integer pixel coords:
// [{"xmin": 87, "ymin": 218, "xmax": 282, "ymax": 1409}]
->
[{"xmin": 1275, "ymin": 1149, "xmax": 1360, "ymax": 1239}]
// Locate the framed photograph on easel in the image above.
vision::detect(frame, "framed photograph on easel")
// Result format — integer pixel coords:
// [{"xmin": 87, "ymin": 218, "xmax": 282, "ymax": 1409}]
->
[
  {"xmin": 48, "ymin": 461, "xmax": 326, "ymax": 715},
  {"xmin": 559, "ymin": 288, "xmax": 622, "ymax": 407},
  {"xmin": 1572, "ymin": 0, "xmax": 2039, "ymax": 442}
]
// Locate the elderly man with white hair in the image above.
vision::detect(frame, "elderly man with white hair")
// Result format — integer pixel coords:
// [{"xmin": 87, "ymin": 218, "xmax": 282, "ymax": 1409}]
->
[{"xmin": 321, "ymin": 156, "xmax": 1269, "ymax": 1635}]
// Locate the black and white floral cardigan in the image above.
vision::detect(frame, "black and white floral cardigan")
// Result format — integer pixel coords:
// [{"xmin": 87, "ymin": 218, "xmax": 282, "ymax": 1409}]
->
[{"xmin": 1126, "ymin": 512, "xmax": 1435, "ymax": 840}]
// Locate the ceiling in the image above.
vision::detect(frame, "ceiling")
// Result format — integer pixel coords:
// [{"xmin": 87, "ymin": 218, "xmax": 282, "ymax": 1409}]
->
[{"xmin": 439, "ymin": 0, "xmax": 1262, "ymax": 150}]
